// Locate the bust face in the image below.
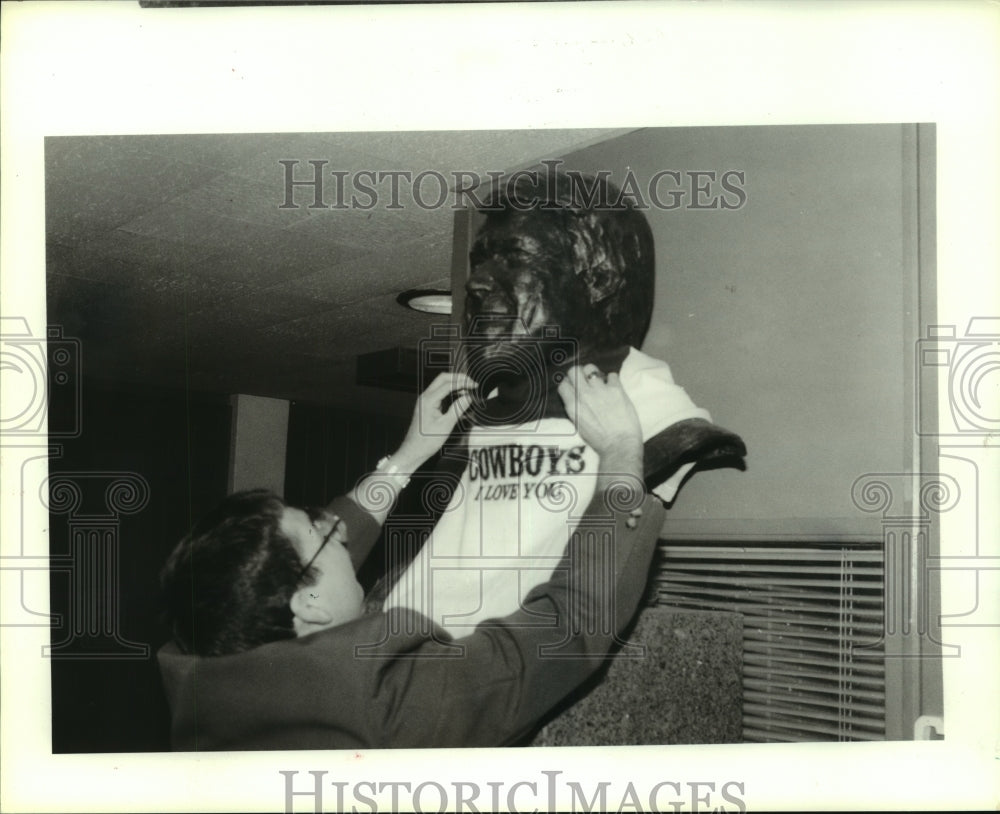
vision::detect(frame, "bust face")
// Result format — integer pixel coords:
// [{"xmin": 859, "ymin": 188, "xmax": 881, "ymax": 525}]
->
[{"xmin": 464, "ymin": 213, "xmax": 591, "ymax": 357}]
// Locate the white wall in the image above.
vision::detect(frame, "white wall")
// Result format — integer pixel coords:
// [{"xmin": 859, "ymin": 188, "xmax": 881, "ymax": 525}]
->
[
  {"xmin": 228, "ymin": 393, "xmax": 290, "ymax": 495},
  {"xmin": 559, "ymin": 125, "xmax": 918, "ymax": 529}
]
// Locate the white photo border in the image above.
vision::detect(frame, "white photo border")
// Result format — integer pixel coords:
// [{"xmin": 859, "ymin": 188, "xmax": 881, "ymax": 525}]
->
[{"xmin": 1, "ymin": 1, "xmax": 998, "ymax": 812}]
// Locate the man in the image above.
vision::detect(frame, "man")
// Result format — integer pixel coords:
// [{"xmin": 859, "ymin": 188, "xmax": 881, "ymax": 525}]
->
[
  {"xmin": 158, "ymin": 368, "xmax": 665, "ymax": 750},
  {"xmin": 382, "ymin": 171, "xmax": 745, "ymax": 635}
]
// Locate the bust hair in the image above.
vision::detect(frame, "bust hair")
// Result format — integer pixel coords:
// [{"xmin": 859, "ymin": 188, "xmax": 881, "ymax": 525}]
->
[{"xmin": 476, "ymin": 170, "xmax": 656, "ymax": 350}]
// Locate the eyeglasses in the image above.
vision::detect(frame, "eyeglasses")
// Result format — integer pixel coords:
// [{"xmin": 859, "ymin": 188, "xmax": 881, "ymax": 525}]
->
[{"xmin": 297, "ymin": 516, "xmax": 344, "ymax": 581}]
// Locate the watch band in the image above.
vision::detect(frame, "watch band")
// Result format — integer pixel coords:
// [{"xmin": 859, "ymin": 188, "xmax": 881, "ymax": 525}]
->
[{"xmin": 375, "ymin": 454, "xmax": 411, "ymax": 488}]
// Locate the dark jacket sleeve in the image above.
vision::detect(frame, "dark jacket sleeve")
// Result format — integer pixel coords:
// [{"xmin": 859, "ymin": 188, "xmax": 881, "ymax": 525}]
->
[
  {"xmin": 644, "ymin": 417, "xmax": 747, "ymax": 492},
  {"xmin": 159, "ymin": 486, "xmax": 665, "ymax": 751},
  {"xmin": 363, "ymin": 487, "xmax": 666, "ymax": 748}
]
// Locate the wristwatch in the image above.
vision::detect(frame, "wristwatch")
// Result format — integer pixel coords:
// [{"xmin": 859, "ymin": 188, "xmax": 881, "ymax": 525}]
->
[{"xmin": 376, "ymin": 455, "xmax": 411, "ymax": 488}]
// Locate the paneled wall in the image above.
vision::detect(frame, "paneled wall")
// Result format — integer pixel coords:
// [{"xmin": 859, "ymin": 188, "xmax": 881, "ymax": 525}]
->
[
  {"xmin": 47, "ymin": 379, "xmax": 231, "ymax": 752},
  {"xmin": 284, "ymin": 401, "xmax": 412, "ymax": 587}
]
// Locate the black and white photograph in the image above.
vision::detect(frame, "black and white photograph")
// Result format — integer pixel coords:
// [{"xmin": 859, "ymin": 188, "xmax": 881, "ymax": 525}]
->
[{"xmin": 2, "ymin": 2, "xmax": 997, "ymax": 812}]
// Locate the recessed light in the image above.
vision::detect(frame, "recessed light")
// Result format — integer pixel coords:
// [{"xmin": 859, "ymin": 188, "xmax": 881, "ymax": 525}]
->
[{"xmin": 396, "ymin": 288, "xmax": 453, "ymax": 315}]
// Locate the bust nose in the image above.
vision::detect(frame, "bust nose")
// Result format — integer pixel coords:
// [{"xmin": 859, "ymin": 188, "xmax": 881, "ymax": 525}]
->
[
  {"xmin": 465, "ymin": 269, "xmax": 495, "ymax": 298},
  {"xmin": 466, "ymin": 270, "xmax": 512, "ymax": 318}
]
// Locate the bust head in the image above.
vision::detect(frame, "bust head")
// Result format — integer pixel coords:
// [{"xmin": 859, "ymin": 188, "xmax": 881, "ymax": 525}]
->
[{"xmin": 464, "ymin": 171, "xmax": 655, "ymax": 378}]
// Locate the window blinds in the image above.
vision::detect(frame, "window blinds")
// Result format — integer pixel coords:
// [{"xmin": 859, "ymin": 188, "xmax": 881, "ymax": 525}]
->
[{"xmin": 654, "ymin": 540, "xmax": 886, "ymax": 742}]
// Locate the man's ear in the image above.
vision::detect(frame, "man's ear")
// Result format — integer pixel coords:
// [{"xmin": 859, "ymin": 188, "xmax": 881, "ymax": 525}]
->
[{"xmin": 289, "ymin": 587, "xmax": 334, "ymax": 627}]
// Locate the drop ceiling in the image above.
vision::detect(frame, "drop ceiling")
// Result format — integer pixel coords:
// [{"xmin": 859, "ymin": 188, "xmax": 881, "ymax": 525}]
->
[{"xmin": 45, "ymin": 128, "xmax": 629, "ymax": 413}]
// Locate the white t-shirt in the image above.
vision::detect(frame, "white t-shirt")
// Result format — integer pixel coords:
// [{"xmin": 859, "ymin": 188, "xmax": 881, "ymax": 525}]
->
[{"xmin": 383, "ymin": 347, "xmax": 710, "ymax": 635}]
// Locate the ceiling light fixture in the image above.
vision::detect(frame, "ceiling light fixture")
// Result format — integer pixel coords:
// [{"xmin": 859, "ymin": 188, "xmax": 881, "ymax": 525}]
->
[{"xmin": 396, "ymin": 288, "xmax": 453, "ymax": 315}]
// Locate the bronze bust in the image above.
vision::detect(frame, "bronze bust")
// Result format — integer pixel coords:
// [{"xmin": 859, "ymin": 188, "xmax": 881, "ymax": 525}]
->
[
  {"xmin": 459, "ymin": 169, "xmax": 745, "ymax": 487},
  {"xmin": 372, "ymin": 170, "xmax": 745, "ymax": 625}
]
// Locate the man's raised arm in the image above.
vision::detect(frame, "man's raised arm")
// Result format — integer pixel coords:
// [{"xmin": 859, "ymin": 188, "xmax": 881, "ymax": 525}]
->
[{"xmin": 365, "ymin": 365, "xmax": 666, "ymax": 747}]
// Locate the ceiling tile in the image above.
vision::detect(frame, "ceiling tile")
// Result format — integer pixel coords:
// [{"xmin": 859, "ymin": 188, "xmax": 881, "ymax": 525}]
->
[
  {"xmin": 42, "ymin": 129, "xmax": 623, "ymax": 405},
  {"xmin": 288, "ymin": 129, "xmax": 630, "ymax": 184},
  {"xmin": 283, "ymin": 203, "xmax": 453, "ymax": 251},
  {"xmin": 265, "ymin": 234, "xmax": 452, "ymax": 305},
  {"xmin": 47, "ymin": 241, "xmax": 249, "ymax": 302},
  {"xmin": 69, "ymin": 229, "xmax": 221, "ymax": 273},
  {"xmin": 166, "ymin": 171, "xmax": 314, "ymax": 230},
  {"xmin": 117, "ymin": 203, "xmax": 284, "ymax": 249},
  {"xmin": 45, "ymin": 180, "xmax": 162, "ymax": 246},
  {"xmin": 46, "ymin": 135, "xmax": 226, "ymax": 204},
  {"xmin": 194, "ymin": 288, "xmax": 342, "ymax": 322},
  {"xmin": 192, "ymin": 229, "xmax": 367, "ymax": 290},
  {"xmin": 132, "ymin": 132, "xmax": 303, "ymax": 173},
  {"xmin": 220, "ymin": 134, "xmax": 379, "ymax": 192},
  {"xmin": 47, "ymin": 243, "xmax": 139, "ymax": 287}
]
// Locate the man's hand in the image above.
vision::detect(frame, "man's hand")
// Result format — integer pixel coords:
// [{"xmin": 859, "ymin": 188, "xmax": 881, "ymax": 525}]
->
[
  {"xmin": 557, "ymin": 365, "xmax": 643, "ymax": 484},
  {"xmin": 393, "ymin": 372, "xmax": 477, "ymax": 471}
]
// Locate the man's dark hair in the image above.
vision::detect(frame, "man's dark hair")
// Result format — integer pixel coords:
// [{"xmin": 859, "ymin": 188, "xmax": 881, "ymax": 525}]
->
[
  {"xmin": 161, "ymin": 489, "xmax": 313, "ymax": 657},
  {"xmin": 474, "ymin": 169, "xmax": 656, "ymax": 350}
]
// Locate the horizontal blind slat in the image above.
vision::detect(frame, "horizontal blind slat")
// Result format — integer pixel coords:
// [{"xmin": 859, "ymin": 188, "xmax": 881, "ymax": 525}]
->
[
  {"xmin": 658, "ymin": 583, "xmax": 885, "ymax": 605},
  {"xmin": 743, "ymin": 651, "xmax": 885, "ymax": 676},
  {"xmin": 744, "ymin": 659, "xmax": 885, "ymax": 684},
  {"xmin": 654, "ymin": 539, "xmax": 886, "ymax": 743},
  {"xmin": 743, "ymin": 728, "xmax": 885, "ymax": 743},
  {"xmin": 659, "ymin": 573, "xmax": 882, "ymax": 589},
  {"xmin": 744, "ymin": 702, "xmax": 885, "ymax": 724},
  {"xmin": 743, "ymin": 690, "xmax": 887, "ymax": 715},
  {"xmin": 743, "ymin": 644, "xmax": 886, "ymax": 664},
  {"xmin": 743, "ymin": 676, "xmax": 885, "ymax": 704},
  {"xmin": 662, "ymin": 548, "xmax": 884, "ymax": 561},
  {"xmin": 658, "ymin": 562, "xmax": 883, "ymax": 576}
]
